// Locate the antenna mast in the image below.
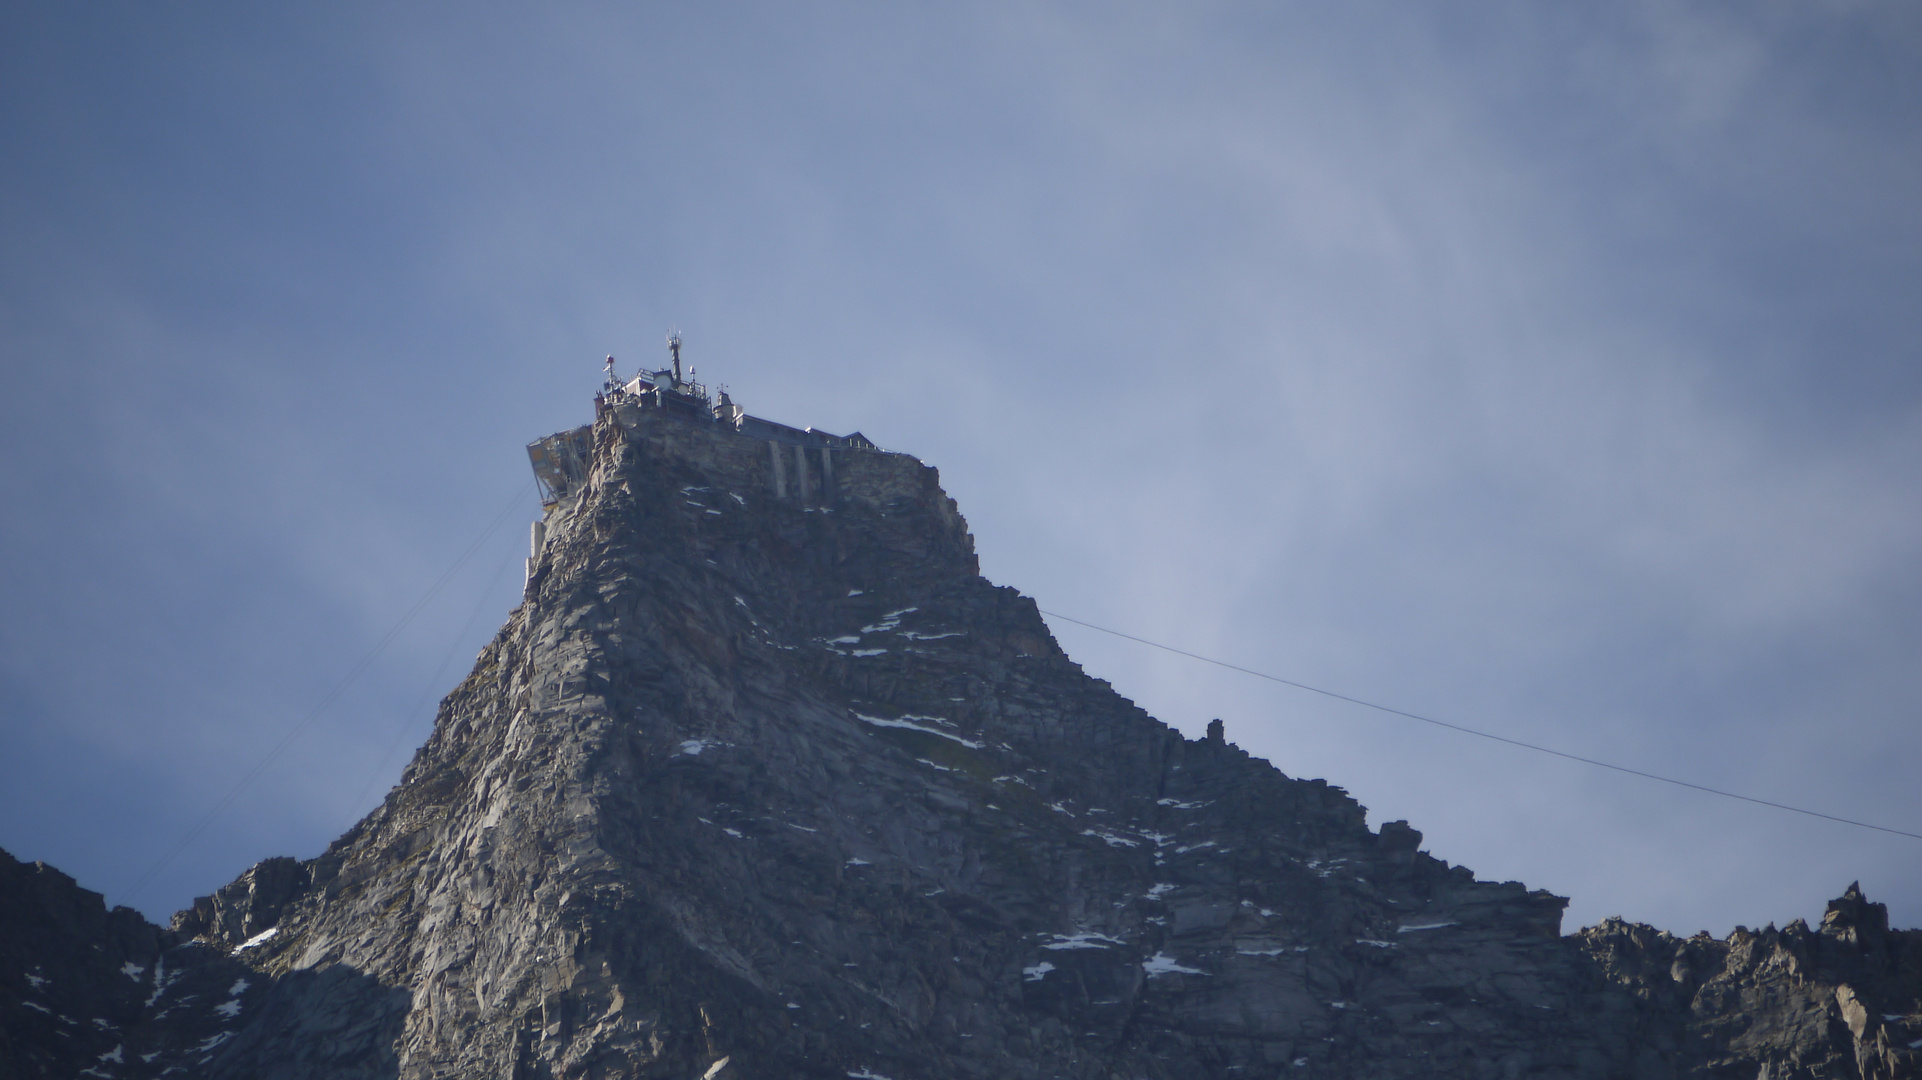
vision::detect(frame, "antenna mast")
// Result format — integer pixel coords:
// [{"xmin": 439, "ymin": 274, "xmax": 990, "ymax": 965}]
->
[{"xmin": 668, "ymin": 330, "xmax": 683, "ymax": 385}]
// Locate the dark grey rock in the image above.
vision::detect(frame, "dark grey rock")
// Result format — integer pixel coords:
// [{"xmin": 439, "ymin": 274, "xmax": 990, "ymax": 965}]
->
[{"xmin": 5, "ymin": 399, "xmax": 1918, "ymax": 1078}]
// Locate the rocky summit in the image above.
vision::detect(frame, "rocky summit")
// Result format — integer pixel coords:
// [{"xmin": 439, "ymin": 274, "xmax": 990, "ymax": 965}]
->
[{"xmin": 5, "ymin": 384, "xmax": 1920, "ymax": 1079}]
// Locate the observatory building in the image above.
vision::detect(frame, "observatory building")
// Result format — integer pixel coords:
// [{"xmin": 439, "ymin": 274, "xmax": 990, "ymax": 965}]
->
[
  {"xmin": 527, "ymin": 334, "xmax": 880, "ymax": 510},
  {"xmin": 523, "ymin": 335, "xmax": 890, "ymax": 581}
]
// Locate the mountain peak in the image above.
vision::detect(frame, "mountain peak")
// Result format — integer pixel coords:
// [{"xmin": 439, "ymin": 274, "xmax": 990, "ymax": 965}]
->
[{"xmin": 5, "ymin": 387, "xmax": 1919, "ymax": 1078}]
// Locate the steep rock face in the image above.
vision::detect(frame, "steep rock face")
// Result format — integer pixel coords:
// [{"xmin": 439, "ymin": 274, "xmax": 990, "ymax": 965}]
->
[{"xmin": 5, "ymin": 397, "xmax": 1918, "ymax": 1079}]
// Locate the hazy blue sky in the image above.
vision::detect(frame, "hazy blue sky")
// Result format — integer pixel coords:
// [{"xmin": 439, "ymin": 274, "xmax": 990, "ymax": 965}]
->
[{"xmin": 3, "ymin": 4, "xmax": 1918, "ymax": 936}]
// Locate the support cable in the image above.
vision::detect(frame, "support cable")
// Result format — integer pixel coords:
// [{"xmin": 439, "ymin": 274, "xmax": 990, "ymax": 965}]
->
[
  {"xmin": 346, "ymin": 547, "xmax": 520, "ymax": 818},
  {"xmin": 1038, "ymin": 608, "xmax": 1922, "ymax": 842},
  {"xmin": 120, "ymin": 481, "xmax": 535, "ymax": 905}
]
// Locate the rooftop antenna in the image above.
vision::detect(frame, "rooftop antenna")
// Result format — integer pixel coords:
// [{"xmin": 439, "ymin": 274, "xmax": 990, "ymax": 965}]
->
[{"xmin": 667, "ymin": 329, "xmax": 683, "ymax": 385}]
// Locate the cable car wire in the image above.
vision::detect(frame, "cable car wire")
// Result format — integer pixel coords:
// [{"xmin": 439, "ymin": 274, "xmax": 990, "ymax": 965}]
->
[
  {"xmin": 1038, "ymin": 608, "xmax": 1922, "ymax": 842},
  {"xmin": 119, "ymin": 481, "xmax": 535, "ymax": 905}
]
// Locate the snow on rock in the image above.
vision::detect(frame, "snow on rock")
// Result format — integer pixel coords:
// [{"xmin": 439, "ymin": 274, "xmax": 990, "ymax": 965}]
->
[
  {"xmin": 853, "ymin": 713, "xmax": 983, "ymax": 748},
  {"xmin": 1142, "ymin": 952, "xmax": 1208, "ymax": 977},
  {"xmin": 1022, "ymin": 961, "xmax": 1056, "ymax": 982},
  {"xmin": 197, "ymin": 1031, "xmax": 234, "ymax": 1053},
  {"xmin": 1043, "ymin": 931, "xmax": 1124, "ymax": 951},
  {"xmin": 859, "ymin": 607, "xmax": 918, "ymax": 634}
]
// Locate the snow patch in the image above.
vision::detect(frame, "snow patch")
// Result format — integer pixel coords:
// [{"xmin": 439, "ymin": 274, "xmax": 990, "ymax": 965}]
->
[
  {"xmin": 859, "ymin": 606, "xmax": 918, "ymax": 634},
  {"xmin": 847, "ymin": 1070, "xmax": 895, "ymax": 1080},
  {"xmin": 119, "ymin": 962, "xmax": 145, "ymax": 982},
  {"xmin": 1022, "ymin": 961, "xmax": 1056, "ymax": 982},
  {"xmin": 700, "ymin": 1056, "xmax": 731, "ymax": 1080},
  {"xmin": 236, "ymin": 927, "xmax": 279, "ymax": 950},
  {"xmin": 144, "ymin": 959, "xmax": 181, "ymax": 1007},
  {"xmin": 1356, "ymin": 939, "xmax": 1396, "ymax": 948},
  {"xmin": 1397, "ymin": 920, "xmax": 1457, "ymax": 933},
  {"xmin": 1146, "ymin": 883, "xmax": 1176, "ymax": 900},
  {"xmin": 854, "ymin": 713, "xmax": 983, "ymax": 748},
  {"xmin": 1043, "ymin": 931, "xmax": 1124, "ymax": 951},
  {"xmin": 1156, "ymin": 798, "xmax": 1208, "ymax": 809},
  {"xmin": 1142, "ymin": 952, "xmax": 1207, "ymax": 977},
  {"xmin": 845, "ymin": 858, "xmax": 871, "ymax": 867},
  {"xmin": 24, "ymin": 972, "xmax": 47, "ymax": 990},
  {"xmin": 1081, "ymin": 829, "xmax": 1139, "ymax": 848},
  {"xmin": 915, "ymin": 758, "xmax": 955, "ymax": 772}
]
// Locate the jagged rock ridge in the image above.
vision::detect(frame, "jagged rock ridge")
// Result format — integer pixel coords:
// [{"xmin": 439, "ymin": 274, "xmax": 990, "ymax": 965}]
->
[{"xmin": 4, "ymin": 395, "xmax": 1918, "ymax": 1078}]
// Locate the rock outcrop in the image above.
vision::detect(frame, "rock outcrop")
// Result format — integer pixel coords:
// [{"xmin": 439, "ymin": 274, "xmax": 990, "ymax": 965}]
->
[
  {"xmin": 1579, "ymin": 885, "xmax": 1922, "ymax": 1079},
  {"xmin": 0, "ymin": 847, "xmax": 296, "ymax": 1077},
  {"xmin": 4, "ymin": 395, "xmax": 1918, "ymax": 1078}
]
